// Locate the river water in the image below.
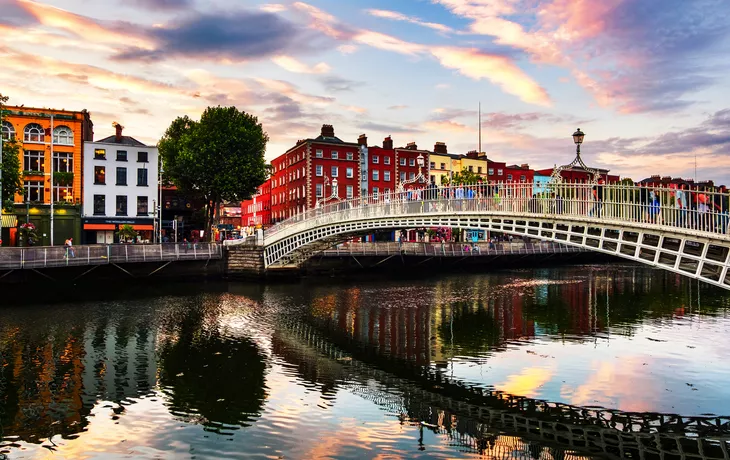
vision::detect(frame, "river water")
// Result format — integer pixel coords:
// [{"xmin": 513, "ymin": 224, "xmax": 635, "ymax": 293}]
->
[{"xmin": 1, "ymin": 265, "xmax": 729, "ymax": 459}]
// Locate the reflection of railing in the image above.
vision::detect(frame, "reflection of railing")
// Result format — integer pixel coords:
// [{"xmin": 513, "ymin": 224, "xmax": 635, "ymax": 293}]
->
[
  {"xmin": 321, "ymin": 242, "xmax": 585, "ymax": 257},
  {"xmin": 280, "ymin": 320, "xmax": 730, "ymax": 460},
  {"xmin": 0, "ymin": 243, "xmax": 222, "ymax": 270}
]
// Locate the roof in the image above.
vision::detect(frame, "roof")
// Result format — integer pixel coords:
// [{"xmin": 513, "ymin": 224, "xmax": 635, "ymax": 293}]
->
[{"xmin": 96, "ymin": 135, "xmax": 149, "ymax": 147}]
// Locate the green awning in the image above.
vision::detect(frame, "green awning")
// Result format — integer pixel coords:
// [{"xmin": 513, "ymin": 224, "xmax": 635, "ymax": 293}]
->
[{"xmin": 1, "ymin": 215, "xmax": 18, "ymax": 227}]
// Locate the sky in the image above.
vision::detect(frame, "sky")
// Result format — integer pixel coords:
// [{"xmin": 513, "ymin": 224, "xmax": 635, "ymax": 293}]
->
[{"xmin": 1, "ymin": 0, "xmax": 729, "ymax": 183}]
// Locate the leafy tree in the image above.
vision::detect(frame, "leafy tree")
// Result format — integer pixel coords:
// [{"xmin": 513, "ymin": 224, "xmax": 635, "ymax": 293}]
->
[
  {"xmin": 0, "ymin": 93, "xmax": 22, "ymax": 211},
  {"xmin": 158, "ymin": 107, "xmax": 268, "ymax": 238},
  {"xmin": 451, "ymin": 167, "xmax": 483, "ymax": 185},
  {"xmin": 117, "ymin": 224, "xmax": 138, "ymax": 242}
]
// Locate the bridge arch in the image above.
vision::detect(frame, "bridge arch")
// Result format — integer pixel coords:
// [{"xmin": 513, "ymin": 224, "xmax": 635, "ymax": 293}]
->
[{"xmin": 263, "ymin": 183, "xmax": 730, "ymax": 289}]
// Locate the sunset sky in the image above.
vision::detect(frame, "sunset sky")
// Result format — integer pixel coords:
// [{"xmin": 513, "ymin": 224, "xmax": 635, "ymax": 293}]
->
[{"xmin": 1, "ymin": 0, "xmax": 729, "ymax": 182}]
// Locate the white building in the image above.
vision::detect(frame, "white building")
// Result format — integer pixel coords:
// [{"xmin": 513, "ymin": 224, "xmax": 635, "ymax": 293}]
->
[{"xmin": 82, "ymin": 124, "xmax": 159, "ymax": 244}]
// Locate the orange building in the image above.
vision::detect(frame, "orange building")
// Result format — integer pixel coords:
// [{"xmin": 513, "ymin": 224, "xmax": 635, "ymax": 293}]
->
[{"xmin": 1, "ymin": 106, "xmax": 93, "ymax": 245}]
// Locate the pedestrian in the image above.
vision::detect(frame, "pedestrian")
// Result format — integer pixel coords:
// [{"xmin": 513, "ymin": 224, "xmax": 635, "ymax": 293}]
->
[{"xmin": 65, "ymin": 237, "xmax": 76, "ymax": 258}]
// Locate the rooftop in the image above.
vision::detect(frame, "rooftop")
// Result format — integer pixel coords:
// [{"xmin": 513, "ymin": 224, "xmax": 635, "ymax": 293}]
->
[{"xmin": 95, "ymin": 135, "xmax": 148, "ymax": 147}]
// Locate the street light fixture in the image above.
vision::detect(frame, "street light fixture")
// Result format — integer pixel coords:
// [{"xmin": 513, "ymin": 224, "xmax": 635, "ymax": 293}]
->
[
  {"xmin": 550, "ymin": 128, "xmax": 599, "ymax": 184},
  {"xmin": 398, "ymin": 152, "xmax": 428, "ymax": 192},
  {"xmin": 331, "ymin": 177, "xmax": 338, "ymax": 198}
]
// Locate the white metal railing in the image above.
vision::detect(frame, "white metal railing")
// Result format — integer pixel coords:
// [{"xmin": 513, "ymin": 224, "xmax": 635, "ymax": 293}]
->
[
  {"xmin": 264, "ymin": 182, "xmax": 730, "ymax": 245},
  {"xmin": 0, "ymin": 242, "xmax": 222, "ymax": 270},
  {"xmin": 321, "ymin": 241, "xmax": 583, "ymax": 257}
]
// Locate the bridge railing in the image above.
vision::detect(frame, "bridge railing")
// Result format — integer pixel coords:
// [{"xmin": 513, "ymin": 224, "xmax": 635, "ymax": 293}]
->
[
  {"xmin": 322, "ymin": 241, "xmax": 584, "ymax": 257},
  {"xmin": 265, "ymin": 182, "xmax": 730, "ymax": 243},
  {"xmin": 0, "ymin": 242, "xmax": 222, "ymax": 270}
]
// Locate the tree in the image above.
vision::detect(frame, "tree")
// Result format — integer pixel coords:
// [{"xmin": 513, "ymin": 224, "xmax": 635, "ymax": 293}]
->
[
  {"xmin": 451, "ymin": 167, "xmax": 483, "ymax": 185},
  {"xmin": 117, "ymin": 224, "xmax": 138, "ymax": 242},
  {"xmin": 158, "ymin": 107, "xmax": 268, "ymax": 239},
  {"xmin": 1, "ymin": 93, "xmax": 22, "ymax": 211}
]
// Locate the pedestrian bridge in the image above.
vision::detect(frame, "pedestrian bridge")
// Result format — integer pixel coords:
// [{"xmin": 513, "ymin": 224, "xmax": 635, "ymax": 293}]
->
[{"xmin": 262, "ymin": 182, "xmax": 730, "ymax": 289}]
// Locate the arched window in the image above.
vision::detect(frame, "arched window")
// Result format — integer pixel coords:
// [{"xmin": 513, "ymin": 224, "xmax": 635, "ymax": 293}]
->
[
  {"xmin": 53, "ymin": 126, "xmax": 74, "ymax": 145},
  {"xmin": 24, "ymin": 123, "xmax": 45, "ymax": 143},
  {"xmin": 1, "ymin": 120, "xmax": 15, "ymax": 141}
]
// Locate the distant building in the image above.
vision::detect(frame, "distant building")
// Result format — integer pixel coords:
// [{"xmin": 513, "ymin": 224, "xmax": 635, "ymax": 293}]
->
[
  {"xmin": 240, "ymin": 179, "xmax": 272, "ymax": 228},
  {"xmin": 82, "ymin": 124, "xmax": 158, "ymax": 244},
  {"xmin": 1, "ymin": 105, "xmax": 93, "ymax": 245}
]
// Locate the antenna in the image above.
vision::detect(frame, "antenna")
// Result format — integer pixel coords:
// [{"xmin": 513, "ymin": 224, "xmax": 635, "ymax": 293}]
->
[
  {"xmin": 478, "ymin": 102, "xmax": 482, "ymax": 154},
  {"xmin": 695, "ymin": 153, "xmax": 697, "ymax": 182}
]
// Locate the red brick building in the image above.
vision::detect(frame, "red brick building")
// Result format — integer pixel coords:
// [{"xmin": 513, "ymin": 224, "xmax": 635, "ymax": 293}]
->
[
  {"xmin": 240, "ymin": 178, "xmax": 271, "ymax": 228},
  {"xmin": 271, "ymin": 125, "xmax": 360, "ymax": 223},
  {"xmin": 395, "ymin": 142, "xmax": 431, "ymax": 190},
  {"xmin": 362, "ymin": 136, "xmax": 431, "ymax": 197},
  {"xmin": 504, "ymin": 164, "xmax": 535, "ymax": 183},
  {"xmin": 535, "ymin": 166, "xmax": 619, "ymax": 183}
]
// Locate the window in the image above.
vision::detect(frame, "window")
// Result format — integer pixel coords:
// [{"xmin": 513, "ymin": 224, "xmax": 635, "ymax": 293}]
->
[
  {"xmin": 94, "ymin": 149, "xmax": 106, "ymax": 160},
  {"xmin": 507, "ymin": 174, "xmax": 513, "ymax": 181},
  {"xmin": 372, "ymin": 155, "xmax": 379, "ymax": 164},
  {"xmin": 520, "ymin": 175, "xmax": 526, "ymax": 182},
  {"xmin": 94, "ymin": 166, "xmax": 106, "ymax": 184},
  {"xmin": 1, "ymin": 121, "xmax": 15, "ymax": 141},
  {"xmin": 400, "ymin": 172, "xmax": 406, "ymax": 181},
  {"xmin": 53, "ymin": 151, "xmax": 73, "ymax": 173},
  {"xmin": 468, "ymin": 166, "xmax": 474, "ymax": 172},
  {"xmin": 346, "ymin": 167, "xmax": 354, "ymax": 178},
  {"xmin": 409, "ymin": 158, "xmax": 415, "ymax": 166},
  {"xmin": 137, "ymin": 196, "xmax": 148, "ymax": 216},
  {"xmin": 54, "ymin": 186, "xmax": 73, "ymax": 202},
  {"xmin": 53, "ymin": 126, "xmax": 73, "ymax": 145},
  {"xmin": 373, "ymin": 187, "xmax": 379, "ymax": 198},
  {"xmin": 24, "ymin": 150, "xmax": 44, "ymax": 172},
  {"xmin": 346, "ymin": 152, "xmax": 353, "ymax": 160},
  {"xmin": 440, "ymin": 163, "xmax": 446, "ymax": 169},
  {"xmin": 331, "ymin": 166, "xmax": 338, "ymax": 177},
  {"xmin": 346, "ymin": 185, "xmax": 354, "ymax": 199},
  {"xmin": 331, "ymin": 151, "xmax": 338, "ymax": 159},
  {"xmin": 116, "ymin": 150, "xmax": 127, "ymax": 161},
  {"xmin": 137, "ymin": 168, "xmax": 148, "ymax": 186},
  {"xmin": 384, "ymin": 171, "xmax": 391, "ymax": 181},
  {"xmin": 316, "ymin": 149, "xmax": 323, "ymax": 158},
  {"xmin": 488, "ymin": 168, "xmax": 494, "ymax": 175},
  {"xmin": 430, "ymin": 175, "xmax": 435, "ymax": 183},
  {"xmin": 24, "ymin": 123, "xmax": 44, "ymax": 143},
  {"xmin": 137, "ymin": 151, "xmax": 148, "ymax": 163},
  {"xmin": 116, "ymin": 196, "xmax": 127, "ymax": 216},
  {"xmin": 399, "ymin": 158, "xmax": 406, "ymax": 166},
  {"xmin": 498, "ymin": 169, "xmax": 503, "ymax": 176},
  {"xmin": 116, "ymin": 167, "xmax": 127, "ymax": 185},
  {"xmin": 316, "ymin": 183, "xmax": 323, "ymax": 197},
  {"xmin": 430, "ymin": 162, "xmax": 436, "ymax": 169},
  {"xmin": 384, "ymin": 156, "xmax": 391, "ymax": 165},
  {"xmin": 372, "ymin": 170, "xmax": 379, "ymax": 181},
  {"xmin": 478, "ymin": 167, "xmax": 483, "ymax": 174},
  {"xmin": 93, "ymin": 195, "xmax": 105, "ymax": 215},
  {"xmin": 316, "ymin": 165, "xmax": 323, "ymax": 176},
  {"xmin": 24, "ymin": 181, "xmax": 44, "ymax": 202}
]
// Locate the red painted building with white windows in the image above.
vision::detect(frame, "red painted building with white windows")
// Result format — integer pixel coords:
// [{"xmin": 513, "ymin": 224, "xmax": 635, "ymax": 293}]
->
[{"xmin": 240, "ymin": 178, "xmax": 271, "ymax": 228}]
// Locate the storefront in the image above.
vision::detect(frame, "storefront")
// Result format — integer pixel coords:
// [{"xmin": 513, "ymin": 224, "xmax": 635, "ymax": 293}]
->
[{"xmin": 82, "ymin": 218, "xmax": 154, "ymax": 244}]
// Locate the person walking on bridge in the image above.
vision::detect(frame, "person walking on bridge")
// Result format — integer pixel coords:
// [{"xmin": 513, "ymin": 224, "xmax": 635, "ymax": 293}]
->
[{"xmin": 589, "ymin": 179, "xmax": 604, "ymax": 218}]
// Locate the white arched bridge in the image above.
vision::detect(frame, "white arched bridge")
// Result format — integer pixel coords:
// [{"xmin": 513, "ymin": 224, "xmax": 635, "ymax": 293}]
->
[{"xmin": 261, "ymin": 182, "xmax": 730, "ymax": 289}]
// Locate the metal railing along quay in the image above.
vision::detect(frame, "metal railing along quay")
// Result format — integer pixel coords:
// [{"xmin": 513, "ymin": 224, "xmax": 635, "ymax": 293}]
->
[
  {"xmin": 321, "ymin": 241, "xmax": 584, "ymax": 257},
  {"xmin": 0, "ymin": 242, "xmax": 222, "ymax": 270}
]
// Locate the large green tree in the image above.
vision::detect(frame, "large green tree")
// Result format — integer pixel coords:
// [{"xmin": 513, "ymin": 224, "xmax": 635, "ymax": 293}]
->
[
  {"xmin": 158, "ymin": 106, "xmax": 268, "ymax": 237},
  {"xmin": 1, "ymin": 93, "xmax": 23, "ymax": 211}
]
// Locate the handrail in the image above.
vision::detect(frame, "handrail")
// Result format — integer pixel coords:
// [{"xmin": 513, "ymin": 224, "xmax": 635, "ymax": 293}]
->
[
  {"xmin": 320, "ymin": 241, "xmax": 583, "ymax": 257},
  {"xmin": 264, "ymin": 181, "xmax": 730, "ymax": 245}
]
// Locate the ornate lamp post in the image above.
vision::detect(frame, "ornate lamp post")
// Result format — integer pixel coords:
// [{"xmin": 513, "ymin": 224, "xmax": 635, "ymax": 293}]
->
[
  {"xmin": 550, "ymin": 128, "xmax": 599, "ymax": 184},
  {"xmin": 398, "ymin": 153, "xmax": 428, "ymax": 191},
  {"xmin": 331, "ymin": 177, "xmax": 338, "ymax": 199}
]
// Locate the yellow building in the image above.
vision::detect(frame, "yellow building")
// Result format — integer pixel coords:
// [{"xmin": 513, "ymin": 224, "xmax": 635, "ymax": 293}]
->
[
  {"xmin": 1, "ymin": 105, "xmax": 94, "ymax": 245},
  {"xmin": 429, "ymin": 148, "xmax": 489, "ymax": 185}
]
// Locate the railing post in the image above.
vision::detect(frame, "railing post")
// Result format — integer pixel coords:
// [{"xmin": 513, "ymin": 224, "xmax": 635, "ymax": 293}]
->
[
  {"xmin": 44, "ymin": 248, "xmax": 47, "ymax": 267},
  {"xmin": 193, "ymin": 243, "xmax": 197, "ymax": 259},
  {"xmin": 107, "ymin": 244, "xmax": 111, "ymax": 263},
  {"xmin": 125, "ymin": 245, "xmax": 128, "ymax": 263},
  {"xmin": 143, "ymin": 244, "xmax": 146, "ymax": 262},
  {"xmin": 175, "ymin": 243, "xmax": 179, "ymax": 259},
  {"xmin": 21, "ymin": 248, "xmax": 24, "ymax": 269}
]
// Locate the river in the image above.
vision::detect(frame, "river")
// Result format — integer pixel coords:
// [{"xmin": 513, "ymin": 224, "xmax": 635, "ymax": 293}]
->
[{"xmin": 1, "ymin": 264, "xmax": 729, "ymax": 459}]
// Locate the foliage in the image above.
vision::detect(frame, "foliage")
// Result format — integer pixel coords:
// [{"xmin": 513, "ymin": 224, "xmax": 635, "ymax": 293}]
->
[
  {"xmin": 442, "ymin": 168, "xmax": 483, "ymax": 185},
  {"xmin": 23, "ymin": 170, "xmax": 43, "ymax": 176},
  {"xmin": 620, "ymin": 177, "xmax": 635, "ymax": 185},
  {"xmin": 18, "ymin": 222, "xmax": 38, "ymax": 246},
  {"xmin": 2, "ymin": 143, "xmax": 23, "ymax": 212},
  {"xmin": 53, "ymin": 171, "xmax": 74, "ymax": 186},
  {"xmin": 158, "ymin": 106, "xmax": 268, "ymax": 239},
  {"xmin": 117, "ymin": 224, "xmax": 138, "ymax": 242}
]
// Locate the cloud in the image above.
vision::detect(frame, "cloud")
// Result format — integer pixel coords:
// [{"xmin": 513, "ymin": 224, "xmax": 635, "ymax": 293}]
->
[
  {"xmin": 0, "ymin": 0, "xmax": 37, "ymax": 26},
  {"xmin": 318, "ymin": 76, "xmax": 364, "ymax": 93},
  {"xmin": 272, "ymin": 56, "xmax": 331, "ymax": 74},
  {"xmin": 430, "ymin": 47, "xmax": 551, "ymax": 106},
  {"xmin": 388, "ymin": 105, "xmax": 408, "ymax": 110},
  {"xmin": 424, "ymin": 120, "xmax": 475, "ymax": 133},
  {"xmin": 435, "ymin": 83, "xmax": 450, "ymax": 90},
  {"xmin": 130, "ymin": 0, "xmax": 192, "ymax": 10},
  {"xmin": 337, "ymin": 44, "xmax": 358, "ymax": 54},
  {"xmin": 365, "ymin": 9, "xmax": 453, "ymax": 34},
  {"xmin": 292, "ymin": 1, "xmax": 355, "ymax": 41},
  {"xmin": 260, "ymin": 3, "xmax": 287, "ymax": 13},
  {"xmin": 359, "ymin": 122, "xmax": 425, "ymax": 135},
  {"xmin": 353, "ymin": 30, "xmax": 426, "ymax": 55}
]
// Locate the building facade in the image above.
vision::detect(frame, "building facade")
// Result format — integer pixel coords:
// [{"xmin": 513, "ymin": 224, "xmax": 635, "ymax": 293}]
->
[
  {"xmin": 240, "ymin": 178, "xmax": 272, "ymax": 228},
  {"xmin": 1, "ymin": 105, "xmax": 93, "ymax": 245},
  {"xmin": 82, "ymin": 124, "xmax": 159, "ymax": 244}
]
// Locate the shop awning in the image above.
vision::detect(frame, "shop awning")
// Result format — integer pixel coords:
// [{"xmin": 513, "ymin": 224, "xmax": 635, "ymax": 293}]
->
[
  {"xmin": 1, "ymin": 215, "xmax": 18, "ymax": 227},
  {"xmin": 131, "ymin": 225, "xmax": 154, "ymax": 231},
  {"xmin": 84, "ymin": 224, "xmax": 115, "ymax": 230}
]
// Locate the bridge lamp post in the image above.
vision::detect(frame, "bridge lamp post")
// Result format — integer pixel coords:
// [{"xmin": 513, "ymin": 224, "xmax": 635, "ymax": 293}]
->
[
  {"xmin": 398, "ymin": 153, "xmax": 427, "ymax": 192},
  {"xmin": 331, "ymin": 177, "xmax": 338, "ymax": 199},
  {"xmin": 573, "ymin": 128, "xmax": 585, "ymax": 157}
]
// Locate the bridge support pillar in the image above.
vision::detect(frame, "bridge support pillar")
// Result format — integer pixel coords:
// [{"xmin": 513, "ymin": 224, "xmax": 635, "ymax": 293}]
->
[{"xmin": 225, "ymin": 246, "xmax": 301, "ymax": 280}]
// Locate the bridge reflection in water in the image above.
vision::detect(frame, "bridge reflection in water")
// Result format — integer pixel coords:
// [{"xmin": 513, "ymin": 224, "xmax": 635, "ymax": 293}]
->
[{"xmin": 280, "ymin": 267, "xmax": 730, "ymax": 459}]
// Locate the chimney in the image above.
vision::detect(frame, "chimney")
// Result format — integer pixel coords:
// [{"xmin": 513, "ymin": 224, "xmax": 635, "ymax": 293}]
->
[
  {"xmin": 466, "ymin": 150, "xmax": 478, "ymax": 159},
  {"xmin": 521, "ymin": 163, "xmax": 529, "ymax": 168},
  {"xmin": 358, "ymin": 134, "xmax": 368, "ymax": 146},
  {"xmin": 383, "ymin": 136, "xmax": 393, "ymax": 150},
  {"xmin": 321, "ymin": 124, "xmax": 335, "ymax": 138},
  {"xmin": 406, "ymin": 142, "xmax": 417, "ymax": 150},
  {"xmin": 434, "ymin": 142, "xmax": 447, "ymax": 154},
  {"xmin": 115, "ymin": 123, "xmax": 124, "ymax": 142}
]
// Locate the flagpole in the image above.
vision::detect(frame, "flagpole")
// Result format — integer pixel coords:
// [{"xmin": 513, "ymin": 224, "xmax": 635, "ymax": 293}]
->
[
  {"xmin": 478, "ymin": 102, "xmax": 481, "ymax": 154},
  {"xmin": 50, "ymin": 113, "xmax": 54, "ymax": 246}
]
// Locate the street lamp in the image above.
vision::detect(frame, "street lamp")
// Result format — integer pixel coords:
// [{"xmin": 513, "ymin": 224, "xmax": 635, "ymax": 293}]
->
[
  {"xmin": 416, "ymin": 153, "xmax": 425, "ymax": 169},
  {"xmin": 398, "ymin": 152, "xmax": 428, "ymax": 191},
  {"xmin": 572, "ymin": 128, "xmax": 585, "ymax": 157},
  {"xmin": 551, "ymin": 128, "xmax": 598, "ymax": 184},
  {"xmin": 331, "ymin": 177, "xmax": 338, "ymax": 198}
]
